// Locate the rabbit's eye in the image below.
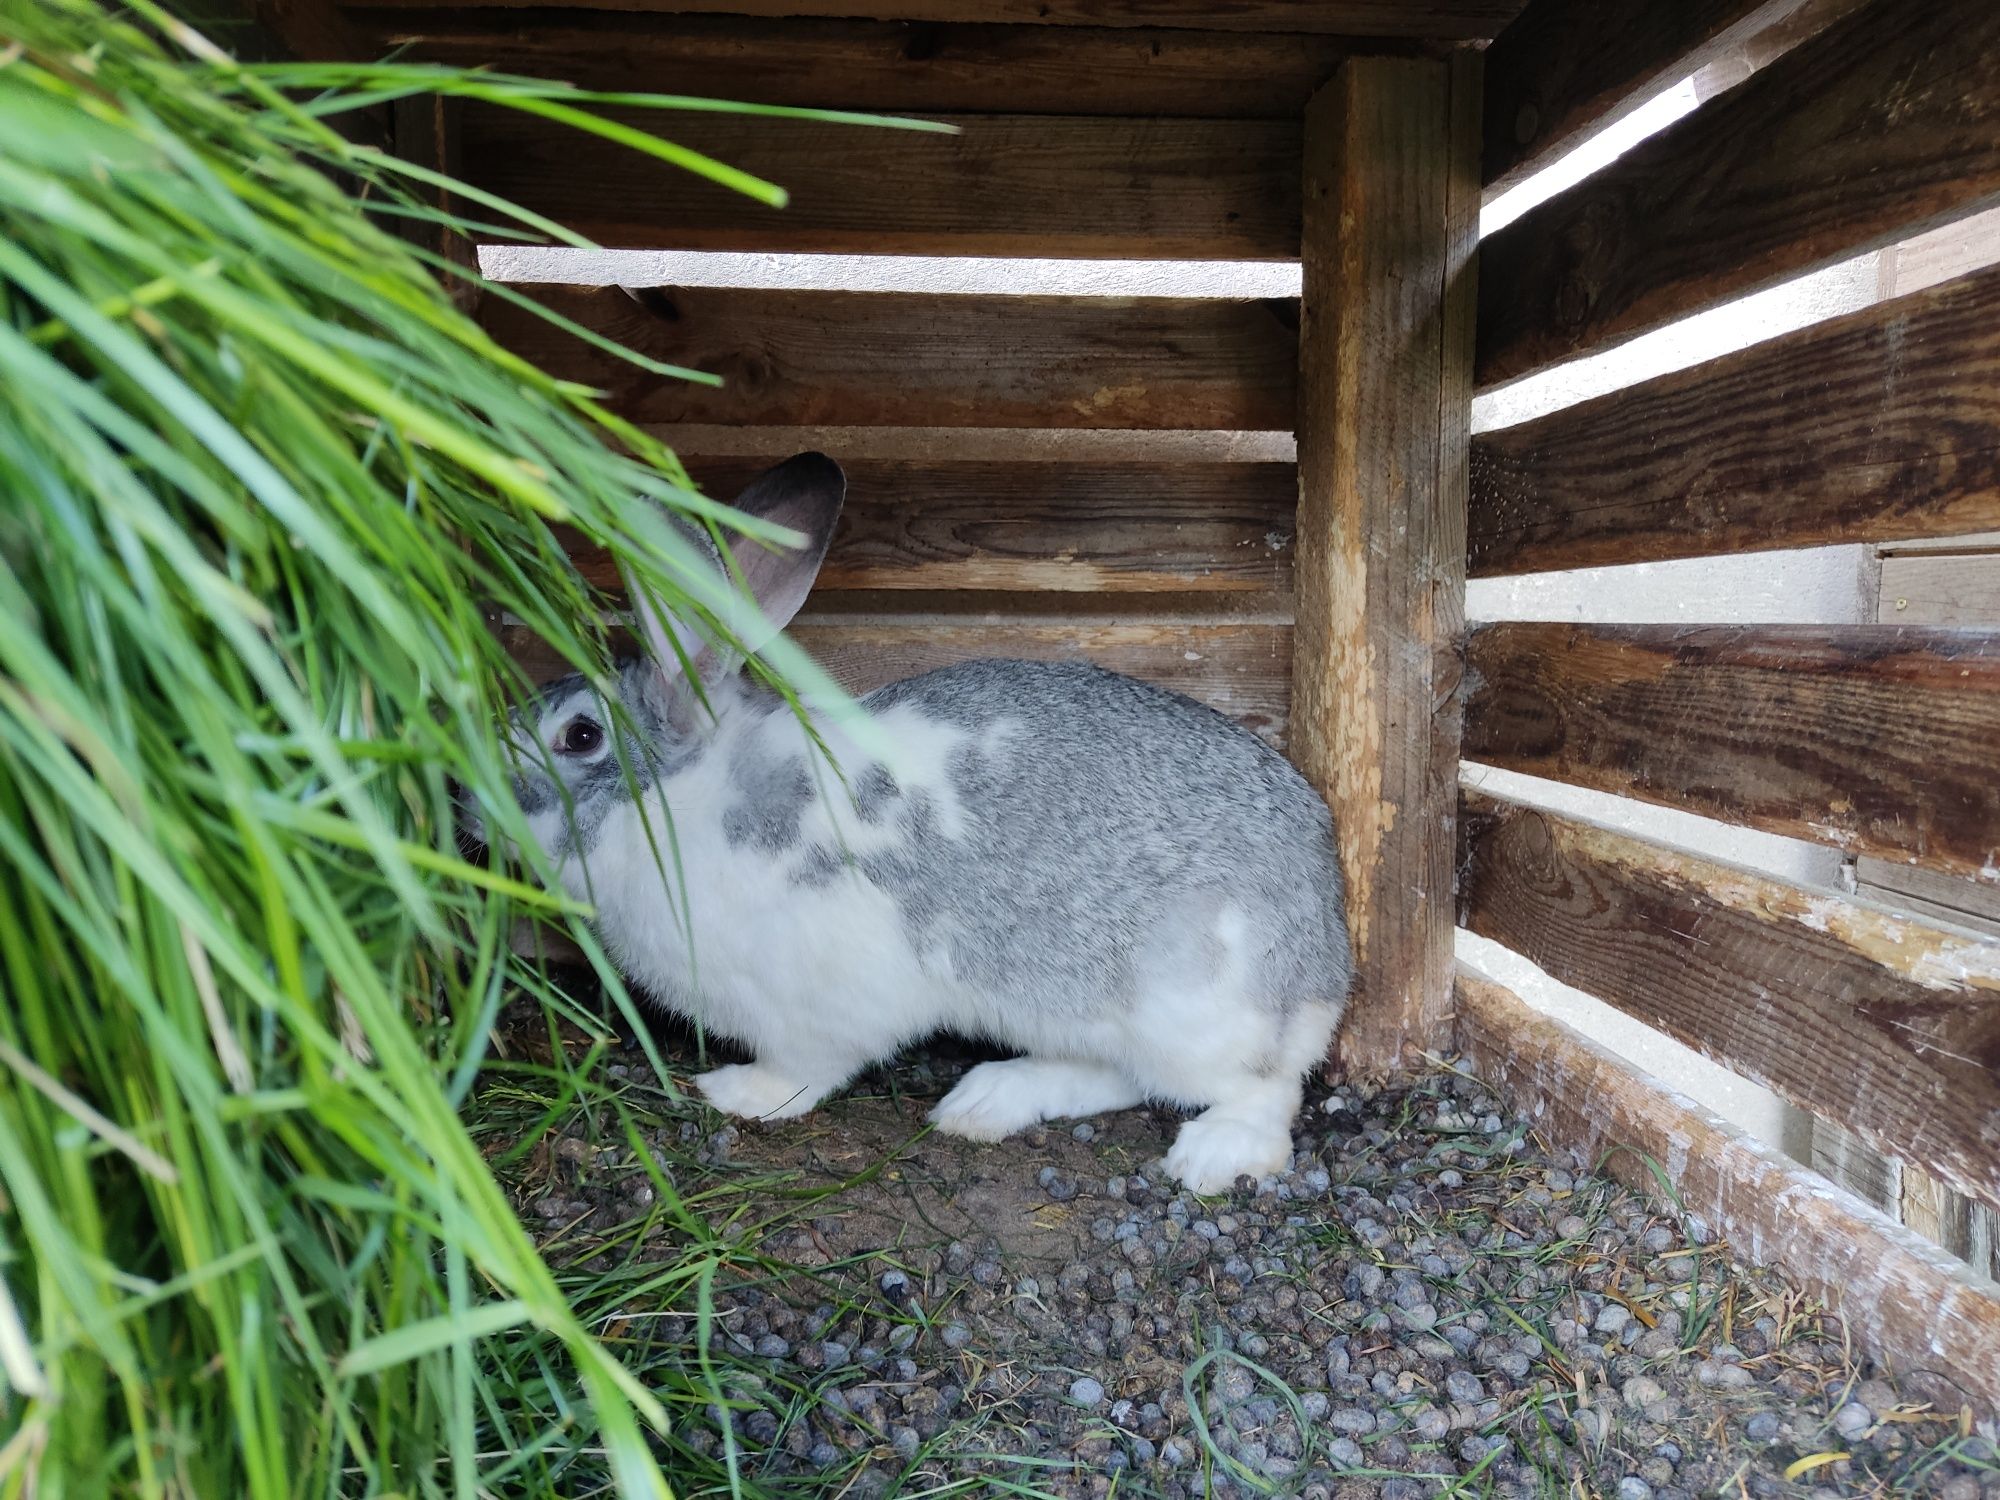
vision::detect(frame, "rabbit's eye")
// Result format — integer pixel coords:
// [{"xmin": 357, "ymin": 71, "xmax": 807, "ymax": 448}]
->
[{"xmin": 556, "ymin": 717, "xmax": 603, "ymax": 756}]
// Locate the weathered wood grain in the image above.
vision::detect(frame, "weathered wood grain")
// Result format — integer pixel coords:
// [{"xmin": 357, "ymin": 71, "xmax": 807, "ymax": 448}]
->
[
  {"xmin": 364, "ymin": 13, "xmax": 1358, "ymax": 118},
  {"xmin": 458, "ymin": 106, "xmax": 1299, "ymax": 260},
  {"xmin": 1482, "ymin": 0, "xmax": 1800, "ymax": 192},
  {"xmin": 343, "ymin": 0, "xmax": 1525, "ymax": 42},
  {"xmin": 1469, "ymin": 262, "xmax": 2000, "ymax": 575},
  {"xmin": 1293, "ymin": 54, "xmax": 1478, "ymax": 1071},
  {"xmin": 1476, "ymin": 0, "xmax": 2000, "ymax": 390},
  {"xmin": 1458, "ymin": 791, "xmax": 2000, "ymax": 1215},
  {"xmin": 502, "ymin": 617, "xmax": 1291, "ymax": 746},
  {"xmin": 1462, "ymin": 623, "xmax": 2000, "ymax": 883},
  {"xmin": 1455, "ymin": 968, "xmax": 2000, "ymax": 1413},
  {"xmin": 1880, "ymin": 554, "xmax": 2000, "ymax": 629},
  {"xmin": 560, "ymin": 458, "xmax": 1297, "ymax": 594},
  {"xmin": 478, "ymin": 284, "xmax": 1300, "ymax": 431}
]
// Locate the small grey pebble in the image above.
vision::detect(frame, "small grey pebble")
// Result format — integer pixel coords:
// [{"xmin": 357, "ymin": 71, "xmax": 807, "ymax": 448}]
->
[
  {"xmin": 1616, "ymin": 1479, "xmax": 1652, "ymax": 1500},
  {"xmin": 1159, "ymin": 1438, "xmax": 1191, "ymax": 1468},
  {"xmin": 879, "ymin": 1270, "xmax": 910, "ymax": 1298},
  {"xmin": 940, "ymin": 1323, "xmax": 972, "ymax": 1350},
  {"xmin": 1556, "ymin": 1215, "xmax": 1591, "ymax": 1240},
  {"xmin": 1327, "ymin": 1436, "xmax": 1363, "ymax": 1467},
  {"xmin": 1410, "ymin": 1405, "xmax": 1449, "ymax": 1442},
  {"xmin": 891, "ymin": 1426, "xmax": 920, "ymax": 1461},
  {"xmin": 1445, "ymin": 1371, "xmax": 1483, "ymax": 1403},
  {"xmin": 1832, "ymin": 1401, "xmax": 1873, "ymax": 1440},
  {"xmin": 1130, "ymin": 1438, "xmax": 1156, "ymax": 1463},
  {"xmin": 1301, "ymin": 1391, "xmax": 1330, "ymax": 1421},
  {"xmin": 820, "ymin": 1341, "xmax": 848, "ymax": 1369},
  {"xmin": 1744, "ymin": 1411, "xmax": 1780, "ymax": 1442},
  {"xmin": 1623, "ymin": 1375, "xmax": 1667, "ymax": 1410},
  {"xmin": 808, "ymin": 1442, "xmax": 840, "ymax": 1467},
  {"xmin": 1595, "ymin": 1304, "xmax": 1632, "ymax": 1336},
  {"xmin": 743, "ymin": 1410, "xmax": 779, "ymax": 1445},
  {"xmin": 1072, "ymin": 1122, "xmax": 1097, "ymax": 1142},
  {"xmin": 1328, "ymin": 1406, "xmax": 1375, "ymax": 1436},
  {"xmin": 754, "ymin": 1334, "xmax": 790, "ymax": 1359},
  {"xmin": 1069, "ymin": 1377, "xmax": 1106, "ymax": 1406},
  {"xmin": 1035, "ymin": 1167, "xmax": 1058, "ymax": 1188}
]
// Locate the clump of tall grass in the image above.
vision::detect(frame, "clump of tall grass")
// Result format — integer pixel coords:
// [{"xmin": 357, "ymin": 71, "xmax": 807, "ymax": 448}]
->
[{"xmin": 0, "ymin": 2, "xmax": 933, "ymax": 1492}]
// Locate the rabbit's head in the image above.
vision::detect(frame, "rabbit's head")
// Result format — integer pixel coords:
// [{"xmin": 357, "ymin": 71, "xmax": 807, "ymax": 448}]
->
[{"xmin": 479, "ymin": 452, "xmax": 846, "ymax": 869}]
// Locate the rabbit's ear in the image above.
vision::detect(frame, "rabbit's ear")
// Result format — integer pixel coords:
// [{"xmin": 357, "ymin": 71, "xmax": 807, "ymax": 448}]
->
[
  {"xmin": 627, "ymin": 453, "xmax": 845, "ymax": 701},
  {"xmin": 723, "ymin": 451, "xmax": 846, "ymax": 641}
]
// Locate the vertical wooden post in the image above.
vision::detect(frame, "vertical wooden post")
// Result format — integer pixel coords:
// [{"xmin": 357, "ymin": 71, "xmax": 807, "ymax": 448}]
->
[
  {"xmin": 391, "ymin": 95, "xmax": 483, "ymax": 315},
  {"xmin": 1293, "ymin": 53, "xmax": 1480, "ymax": 1073}
]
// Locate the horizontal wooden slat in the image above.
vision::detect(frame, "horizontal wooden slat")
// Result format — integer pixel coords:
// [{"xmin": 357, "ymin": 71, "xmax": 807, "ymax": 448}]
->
[
  {"xmin": 562, "ymin": 458, "xmax": 1296, "ymax": 593},
  {"xmin": 480, "ymin": 285, "xmax": 1299, "ymax": 431},
  {"xmin": 343, "ymin": 0, "xmax": 1525, "ymax": 42},
  {"xmin": 1881, "ymin": 554, "xmax": 2000, "ymax": 628},
  {"xmin": 503, "ymin": 617, "xmax": 1289, "ymax": 745},
  {"xmin": 1476, "ymin": 0, "xmax": 2000, "ymax": 391},
  {"xmin": 1461, "ymin": 623, "xmax": 2000, "ymax": 882},
  {"xmin": 1454, "ymin": 968, "xmax": 2000, "ymax": 1413},
  {"xmin": 1481, "ymin": 0, "xmax": 1798, "ymax": 192},
  {"xmin": 367, "ymin": 14, "xmax": 1356, "ymax": 118},
  {"xmin": 1469, "ymin": 262, "xmax": 2000, "ymax": 575},
  {"xmin": 460, "ymin": 106, "xmax": 1299, "ymax": 259},
  {"xmin": 1457, "ymin": 791, "xmax": 2000, "ymax": 1215}
]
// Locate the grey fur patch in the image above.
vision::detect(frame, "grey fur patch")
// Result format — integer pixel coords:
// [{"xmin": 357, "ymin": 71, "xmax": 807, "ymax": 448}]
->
[
  {"xmin": 846, "ymin": 660, "xmax": 1352, "ymax": 1023},
  {"xmin": 722, "ymin": 744, "xmax": 814, "ymax": 853}
]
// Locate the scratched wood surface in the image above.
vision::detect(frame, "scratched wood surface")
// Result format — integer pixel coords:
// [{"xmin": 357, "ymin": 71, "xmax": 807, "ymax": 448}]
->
[
  {"xmin": 1458, "ymin": 791, "xmax": 2000, "ymax": 1216},
  {"xmin": 1455, "ymin": 968, "xmax": 2000, "ymax": 1412},
  {"xmin": 1292, "ymin": 54, "xmax": 1478, "ymax": 1070},
  {"xmin": 343, "ymin": 0, "xmax": 1526, "ymax": 40},
  {"xmin": 1469, "ymin": 261, "xmax": 2000, "ymax": 575},
  {"xmin": 479, "ymin": 285, "xmax": 1300, "ymax": 432},
  {"xmin": 1481, "ymin": 0, "xmax": 1801, "ymax": 192},
  {"xmin": 369, "ymin": 13, "xmax": 1359, "ymax": 118},
  {"xmin": 558, "ymin": 458, "xmax": 1298, "ymax": 595},
  {"xmin": 1477, "ymin": 0, "xmax": 2000, "ymax": 390},
  {"xmin": 459, "ymin": 106, "xmax": 1302, "ymax": 260},
  {"xmin": 1462, "ymin": 623, "xmax": 2000, "ymax": 884}
]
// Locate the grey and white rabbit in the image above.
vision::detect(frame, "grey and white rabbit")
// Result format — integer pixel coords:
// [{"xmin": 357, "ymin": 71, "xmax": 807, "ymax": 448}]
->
[{"xmin": 489, "ymin": 453, "xmax": 1352, "ymax": 1193}]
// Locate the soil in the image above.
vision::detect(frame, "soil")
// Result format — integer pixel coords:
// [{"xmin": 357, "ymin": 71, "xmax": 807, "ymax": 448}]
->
[{"xmin": 483, "ymin": 1000, "xmax": 2000, "ymax": 1499}]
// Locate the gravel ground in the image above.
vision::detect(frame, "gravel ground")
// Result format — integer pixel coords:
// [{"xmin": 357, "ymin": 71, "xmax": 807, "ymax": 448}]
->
[{"xmin": 487, "ymin": 1008, "xmax": 1999, "ymax": 1498}]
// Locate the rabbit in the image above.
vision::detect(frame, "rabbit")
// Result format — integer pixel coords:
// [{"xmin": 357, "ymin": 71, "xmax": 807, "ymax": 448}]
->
[{"xmin": 484, "ymin": 452, "xmax": 1352, "ymax": 1194}]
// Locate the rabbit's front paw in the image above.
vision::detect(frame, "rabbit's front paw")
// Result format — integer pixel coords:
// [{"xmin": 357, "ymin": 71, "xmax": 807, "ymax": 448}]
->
[
  {"xmin": 696, "ymin": 1063, "xmax": 822, "ymax": 1121},
  {"xmin": 1164, "ymin": 1113, "xmax": 1289, "ymax": 1196}
]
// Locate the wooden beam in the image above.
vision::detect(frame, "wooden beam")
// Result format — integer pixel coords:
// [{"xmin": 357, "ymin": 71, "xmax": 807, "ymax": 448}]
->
[
  {"xmin": 1476, "ymin": 0, "xmax": 2000, "ymax": 391},
  {"xmin": 1454, "ymin": 968, "xmax": 2000, "ymax": 1412},
  {"xmin": 340, "ymin": 0, "xmax": 1527, "ymax": 42},
  {"xmin": 1458, "ymin": 791, "xmax": 2000, "ymax": 1215},
  {"xmin": 478, "ymin": 285, "xmax": 1299, "ymax": 431},
  {"xmin": 1293, "ymin": 54, "xmax": 1479, "ymax": 1071},
  {"xmin": 459, "ymin": 107, "xmax": 1300, "ymax": 260},
  {"xmin": 178, "ymin": 0, "xmax": 367, "ymax": 62},
  {"xmin": 389, "ymin": 94, "xmax": 481, "ymax": 313},
  {"xmin": 560, "ymin": 458, "xmax": 1297, "ymax": 594},
  {"xmin": 1482, "ymin": 0, "xmax": 1800, "ymax": 193},
  {"xmin": 363, "ymin": 14, "xmax": 1358, "ymax": 119},
  {"xmin": 1461, "ymin": 623, "xmax": 2000, "ymax": 883},
  {"xmin": 1469, "ymin": 261, "xmax": 2000, "ymax": 576},
  {"xmin": 502, "ymin": 618, "xmax": 1292, "ymax": 747}
]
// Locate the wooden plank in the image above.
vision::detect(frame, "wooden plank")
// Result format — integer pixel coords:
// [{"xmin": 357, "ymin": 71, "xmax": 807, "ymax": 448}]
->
[
  {"xmin": 1860, "ymin": 859, "xmax": 2000, "ymax": 931},
  {"xmin": 1885, "ymin": 203, "xmax": 2000, "ymax": 298},
  {"xmin": 1476, "ymin": 0, "xmax": 2000, "ymax": 391},
  {"xmin": 1468, "ymin": 262, "xmax": 2000, "ymax": 576},
  {"xmin": 1454, "ymin": 968, "xmax": 2000, "ymax": 1412},
  {"xmin": 478, "ymin": 285, "xmax": 1299, "ymax": 431},
  {"xmin": 341, "ymin": 0, "xmax": 1526, "ymax": 42},
  {"xmin": 389, "ymin": 94, "xmax": 481, "ymax": 313},
  {"xmin": 502, "ymin": 617, "xmax": 1291, "ymax": 746},
  {"xmin": 1881, "ymin": 554, "xmax": 2000, "ymax": 627},
  {"xmin": 560, "ymin": 458, "xmax": 1297, "ymax": 594},
  {"xmin": 1482, "ymin": 0, "xmax": 1801, "ymax": 193},
  {"xmin": 1811, "ymin": 1118, "xmax": 1901, "ymax": 1215},
  {"xmin": 1457, "ymin": 791, "xmax": 2000, "ymax": 1215},
  {"xmin": 459, "ymin": 106, "xmax": 1300, "ymax": 260},
  {"xmin": 363, "ymin": 14, "xmax": 1357, "ymax": 119},
  {"xmin": 1293, "ymin": 54, "xmax": 1478, "ymax": 1071},
  {"xmin": 180, "ymin": 0, "xmax": 367, "ymax": 61},
  {"xmin": 1463, "ymin": 623, "xmax": 2000, "ymax": 884}
]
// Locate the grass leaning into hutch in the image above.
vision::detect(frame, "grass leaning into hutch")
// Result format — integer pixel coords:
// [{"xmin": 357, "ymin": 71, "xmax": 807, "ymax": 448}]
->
[{"xmin": 0, "ymin": 4, "xmax": 948, "ymax": 1492}]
